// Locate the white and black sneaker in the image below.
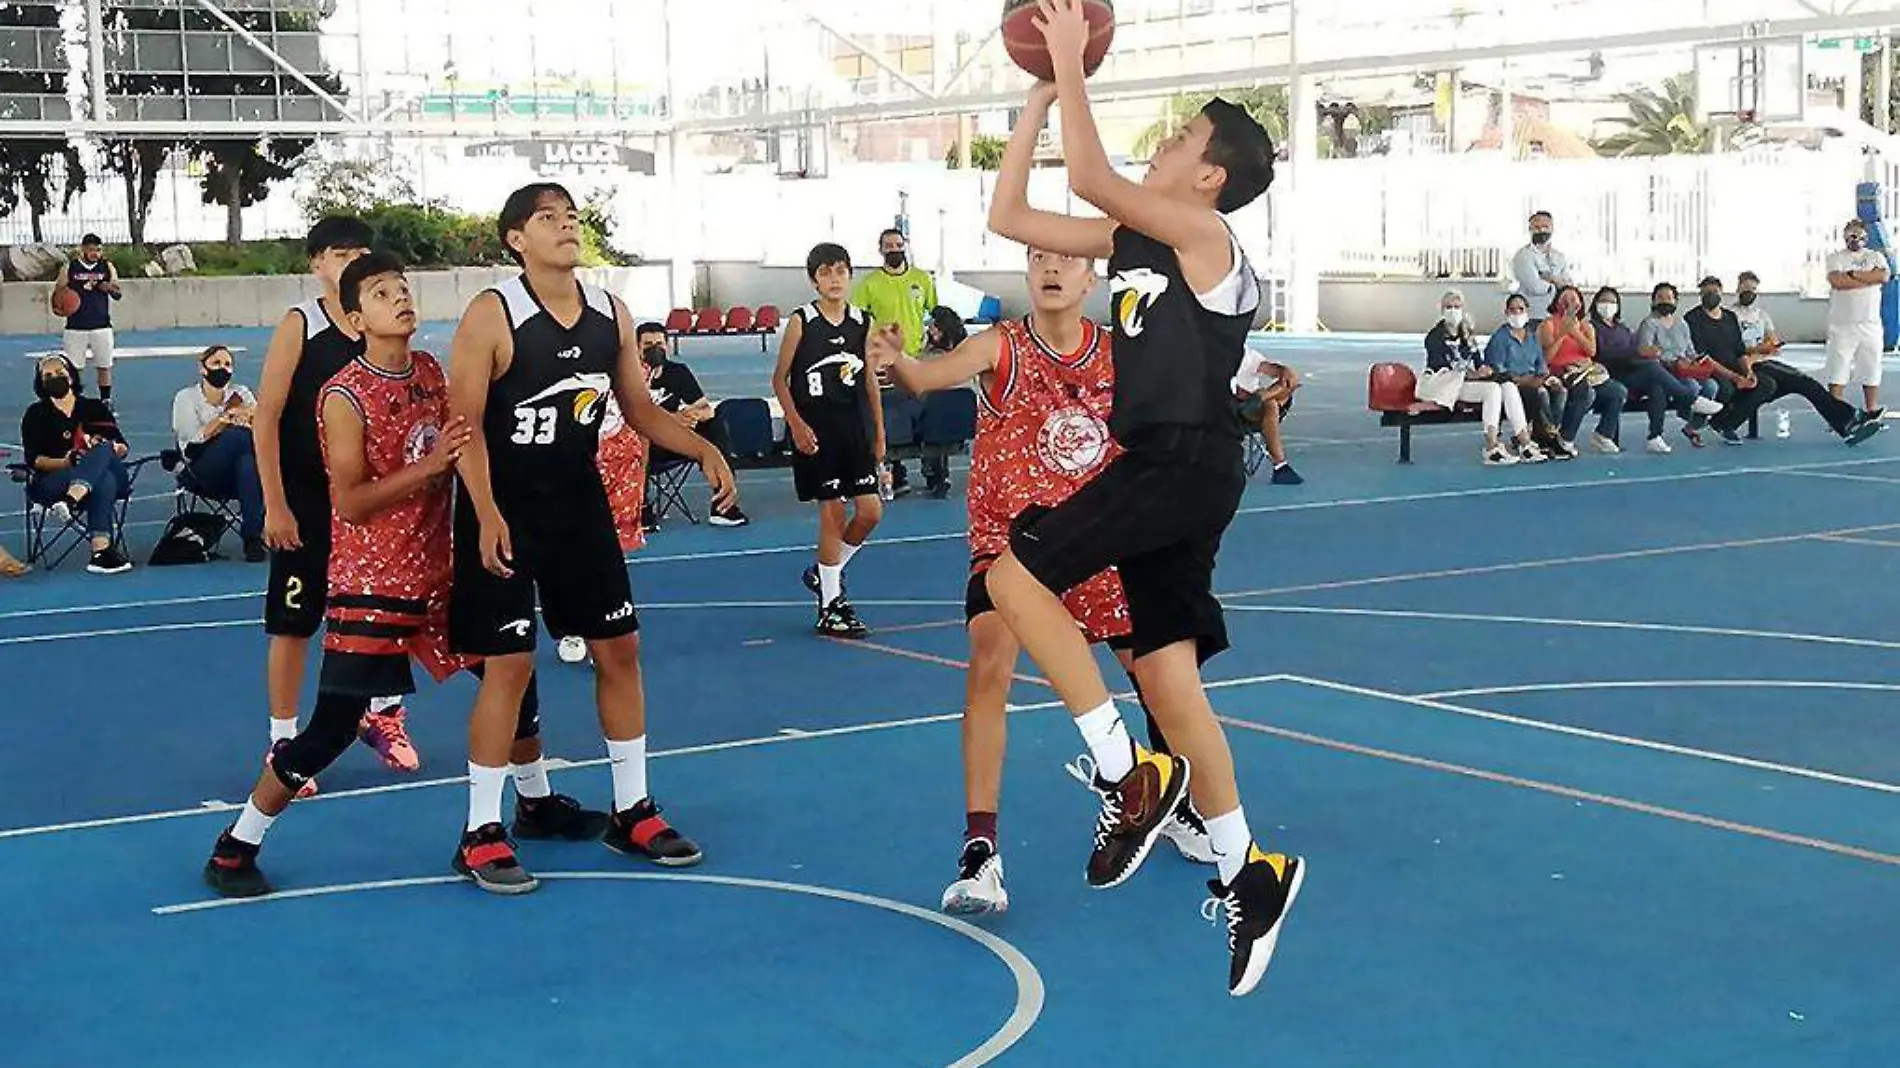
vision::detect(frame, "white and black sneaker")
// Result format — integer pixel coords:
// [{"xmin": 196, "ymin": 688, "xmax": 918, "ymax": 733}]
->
[
  {"xmin": 1204, "ymin": 846, "xmax": 1305, "ymax": 997},
  {"xmin": 87, "ymin": 546, "xmax": 132, "ymax": 575},
  {"xmin": 708, "ymin": 507, "xmax": 749, "ymax": 528},
  {"xmin": 1159, "ymin": 794, "xmax": 1218, "ymax": 864},
  {"xmin": 815, "ymin": 599, "xmax": 867, "ymax": 639},
  {"xmin": 941, "ymin": 837, "xmax": 1008, "ymax": 915}
]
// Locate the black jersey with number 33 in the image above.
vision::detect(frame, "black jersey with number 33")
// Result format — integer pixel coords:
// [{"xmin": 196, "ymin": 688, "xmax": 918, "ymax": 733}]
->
[
  {"xmin": 482, "ymin": 275, "xmax": 622, "ymax": 503},
  {"xmin": 788, "ymin": 302, "xmax": 870, "ymax": 413}
]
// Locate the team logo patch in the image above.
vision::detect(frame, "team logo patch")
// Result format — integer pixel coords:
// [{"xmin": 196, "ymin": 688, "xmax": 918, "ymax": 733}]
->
[
  {"xmin": 573, "ymin": 388, "xmax": 607, "ymax": 427},
  {"xmin": 1037, "ymin": 405, "xmax": 1110, "ymax": 477},
  {"xmin": 404, "ymin": 421, "xmax": 440, "ymax": 465},
  {"xmin": 1110, "ymin": 268, "xmax": 1169, "ymax": 338}
]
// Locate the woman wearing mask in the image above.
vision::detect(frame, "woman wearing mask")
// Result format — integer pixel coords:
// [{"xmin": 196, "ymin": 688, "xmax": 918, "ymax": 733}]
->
[
  {"xmin": 1536, "ymin": 285, "xmax": 1627, "ymax": 456},
  {"xmin": 1424, "ymin": 290, "xmax": 1541, "ymax": 464},
  {"xmin": 20, "ymin": 355, "xmax": 134, "ymax": 573},
  {"xmin": 1589, "ymin": 286, "xmax": 1716, "ymax": 454},
  {"xmin": 1634, "ymin": 282, "xmax": 1724, "ymax": 451},
  {"xmin": 1483, "ymin": 293, "xmax": 1565, "ymax": 455},
  {"xmin": 171, "ymin": 345, "xmax": 268, "ymax": 561}
]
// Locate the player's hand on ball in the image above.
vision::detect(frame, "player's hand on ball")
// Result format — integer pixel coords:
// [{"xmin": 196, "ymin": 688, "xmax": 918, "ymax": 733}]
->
[
  {"xmin": 790, "ymin": 420, "xmax": 819, "ymax": 456},
  {"xmin": 264, "ymin": 506, "xmax": 301, "ymax": 552},
  {"xmin": 428, "ymin": 416, "xmax": 473, "ymax": 474},
  {"xmin": 700, "ymin": 447, "xmax": 739, "ymax": 511},
  {"xmin": 479, "ymin": 515, "xmax": 515, "ymax": 577},
  {"xmin": 1026, "ymin": 81, "xmax": 1058, "ymax": 111},
  {"xmin": 1032, "ymin": 0, "xmax": 1089, "ymax": 63}
]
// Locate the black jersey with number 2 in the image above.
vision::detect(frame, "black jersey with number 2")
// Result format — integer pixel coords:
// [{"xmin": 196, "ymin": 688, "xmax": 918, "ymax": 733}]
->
[
  {"xmin": 482, "ymin": 275, "xmax": 622, "ymax": 503},
  {"xmin": 788, "ymin": 302, "xmax": 870, "ymax": 413},
  {"xmin": 281, "ymin": 297, "xmax": 364, "ymax": 492}
]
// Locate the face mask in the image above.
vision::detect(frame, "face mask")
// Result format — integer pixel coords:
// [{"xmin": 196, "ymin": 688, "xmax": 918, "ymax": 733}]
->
[
  {"xmin": 1507, "ymin": 312, "xmax": 1529, "ymax": 330},
  {"xmin": 205, "ymin": 368, "xmax": 233, "ymax": 388},
  {"xmin": 882, "ymin": 251, "xmax": 906, "ymax": 269},
  {"xmin": 1654, "ymin": 302, "xmax": 1676, "ymax": 317},
  {"xmin": 1699, "ymin": 293, "xmax": 1722, "ymax": 311},
  {"xmin": 640, "ymin": 345, "xmax": 666, "ymax": 367},
  {"xmin": 1442, "ymin": 307, "xmax": 1464, "ymax": 327},
  {"xmin": 1530, "ymin": 231, "xmax": 1551, "ymax": 246},
  {"xmin": 1847, "ymin": 236, "xmax": 1866, "ymax": 250},
  {"xmin": 42, "ymin": 377, "xmax": 71, "ymax": 399},
  {"xmin": 1738, "ymin": 290, "xmax": 1757, "ymax": 307},
  {"xmin": 1596, "ymin": 302, "xmax": 1619, "ymax": 320}
]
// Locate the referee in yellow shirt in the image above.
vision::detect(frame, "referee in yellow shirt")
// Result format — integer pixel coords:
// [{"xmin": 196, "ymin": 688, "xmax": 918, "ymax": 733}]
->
[{"xmin": 853, "ymin": 228, "xmax": 946, "ymax": 497}]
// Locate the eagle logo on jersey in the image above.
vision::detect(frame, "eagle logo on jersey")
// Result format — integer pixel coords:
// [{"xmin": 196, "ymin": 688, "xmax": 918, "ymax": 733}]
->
[
  {"xmin": 403, "ymin": 421, "xmax": 440, "ymax": 465},
  {"xmin": 1110, "ymin": 268, "xmax": 1169, "ymax": 338},
  {"xmin": 807, "ymin": 352, "xmax": 862, "ymax": 388},
  {"xmin": 515, "ymin": 372, "xmax": 612, "ymax": 433},
  {"xmin": 572, "ymin": 389, "xmax": 606, "ymax": 427},
  {"xmin": 1037, "ymin": 405, "xmax": 1111, "ymax": 477}
]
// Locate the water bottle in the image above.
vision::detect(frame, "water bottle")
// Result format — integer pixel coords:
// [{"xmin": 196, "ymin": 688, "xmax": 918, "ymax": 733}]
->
[
  {"xmin": 1776, "ymin": 410, "xmax": 1791, "ymax": 438},
  {"xmin": 878, "ymin": 468, "xmax": 895, "ymax": 501}
]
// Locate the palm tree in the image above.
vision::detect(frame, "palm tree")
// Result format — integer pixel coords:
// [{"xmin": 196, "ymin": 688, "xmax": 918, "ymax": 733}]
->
[
  {"xmin": 1592, "ymin": 73, "xmax": 1714, "ymax": 157},
  {"xmin": 1132, "ymin": 85, "xmax": 1289, "ymax": 159}
]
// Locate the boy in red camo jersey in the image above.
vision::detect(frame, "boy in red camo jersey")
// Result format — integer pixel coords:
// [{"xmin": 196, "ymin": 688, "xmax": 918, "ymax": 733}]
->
[
  {"xmin": 871, "ymin": 247, "xmax": 1214, "ymax": 917},
  {"xmin": 555, "ymin": 396, "xmax": 649, "ymax": 665},
  {"xmin": 203, "ymin": 253, "xmax": 605, "ymax": 897}
]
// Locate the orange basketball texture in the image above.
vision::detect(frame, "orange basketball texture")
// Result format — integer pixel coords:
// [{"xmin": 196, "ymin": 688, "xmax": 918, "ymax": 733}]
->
[
  {"xmin": 1002, "ymin": 0, "xmax": 1115, "ymax": 82},
  {"xmin": 50, "ymin": 287, "xmax": 79, "ymax": 317}
]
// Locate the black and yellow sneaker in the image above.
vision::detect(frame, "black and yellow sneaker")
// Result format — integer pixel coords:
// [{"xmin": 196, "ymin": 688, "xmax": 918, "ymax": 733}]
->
[
  {"xmin": 816, "ymin": 599, "xmax": 868, "ymax": 639},
  {"xmin": 512, "ymin": 793, "xmax": 611, "ymax": 841},
  {"xmin": 452, "ymin": 822, "xmax": 538, "ymax": 895},
  {"xmin": 1204, "ymin": 846, "xmax": 1305, "ymax": 998},
  {"xmin": 603, "ymin": 798, "xmax": 703, "ymax": 867},
  {"xmin": 203, "ymin": 829, "xmax": 272, "ymax": 898},
  {"xmin": 1069, "ymin": 746, "xmax": 1190, "ymax": 889}
]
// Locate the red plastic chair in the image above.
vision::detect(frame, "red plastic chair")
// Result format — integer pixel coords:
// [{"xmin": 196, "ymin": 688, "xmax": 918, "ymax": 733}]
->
[
  {"xmin": 691, "ymin": 308, "xmax": 723, "ymax": 333},
  {"xmin": 723, "ymin": 306, "xmax": 754, "ymax": 332},
  {"xmin": 1367, "ymin": 363, "xmax": 1419, "ymax": 413},
  {"xmin": 664, "ymin": 308, "xmax": 693, "ymax": 334},
  {"xmin": 754, "ymin": 305, "xmax": 781, "ymax": 331}
]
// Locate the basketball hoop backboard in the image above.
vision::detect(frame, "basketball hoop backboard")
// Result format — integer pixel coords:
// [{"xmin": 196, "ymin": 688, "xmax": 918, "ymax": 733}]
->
[{"xmin": 1696, "ymin": 35, "xmax": 1807, "ymax": 125}]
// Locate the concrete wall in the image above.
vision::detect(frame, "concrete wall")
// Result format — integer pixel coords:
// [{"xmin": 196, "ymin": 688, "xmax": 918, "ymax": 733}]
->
[
  {"xmin": 0, "ymin": 264, "xmax": 676, "ymax": 336},
  {"xmin": 700, "ymin": 262, "xmax": 1840, "ymax": 343}
]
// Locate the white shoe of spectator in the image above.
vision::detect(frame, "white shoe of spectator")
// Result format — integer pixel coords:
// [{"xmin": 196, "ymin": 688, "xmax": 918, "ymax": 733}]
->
[
  {"xmin": 1483, "ymin": 444, "xmax": 1519, "ymax": 466},
  {"xmin": 1516, "ymin": 440, "xmax": 1549, "ymax": 464},
  {"xmin": 1690, "ymin": 396, "xmax": 1724, "ymax": 416},
  {"xmin": 1590, "ymin": 432, "xmax": 1620, "ymax": 454},
  {"xmin": 557, "ymin": 636, "xmax": 588, "ymax": 664},
  {"xmin": 1555, "ymin": 439, "xmax": 1582, "ymax": 460},
  {"xmin": 1646, "ymin": 435, "xmax": 1673, "ymax": 454}
]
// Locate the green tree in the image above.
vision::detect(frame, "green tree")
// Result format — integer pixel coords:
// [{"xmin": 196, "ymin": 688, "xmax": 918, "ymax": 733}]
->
[
  {"xmin": 0, "ymin": 139, "xmax": 86, "ymax": 243},
  {"xmin": 1133, "ymin": 85, "xmax": 1289, "ymax": 159},
  {"xmin": 1592, "ymin": 73, "xmax": 1713, "ymax": 157},
  {"xmin": 194, "ymin": 138, "xmax": 315, "ymax": 244},
  {"xmin": 297, "ymin": 156, "xmax": 424, "ymax": 223},
  {"xmin": 944, "ymin": 135, "xmax": 1007, "ymax": 170}
]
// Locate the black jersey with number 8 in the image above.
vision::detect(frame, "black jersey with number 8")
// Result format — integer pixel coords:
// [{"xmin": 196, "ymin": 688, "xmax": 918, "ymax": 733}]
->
[{"xmin": 788, "ymin": 302, "xmax": 870, "ymax": 413}]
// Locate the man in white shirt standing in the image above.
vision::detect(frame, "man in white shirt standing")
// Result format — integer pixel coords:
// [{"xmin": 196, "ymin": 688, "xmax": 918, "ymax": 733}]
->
[
  {"xmin": 1823, "ymin": 219, "xmax": 1889, "ymax": 416},
  {"xmin": 1232, "ymin": 348, "xmax": 1303, "ymax": 484},
  {"xmin": 1510, "ymin": 211, "xmax": 1570, "ymax": 323}
]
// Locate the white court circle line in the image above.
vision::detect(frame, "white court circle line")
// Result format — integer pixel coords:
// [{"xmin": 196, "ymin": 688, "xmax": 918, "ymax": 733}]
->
[
  {"xmin": 1421, "ymin": 679, "xmax": 1900, "ymax": 701},
  {"xmin": 152, "ymin": 870, "xmax": 1044, "ymax": 1068}
]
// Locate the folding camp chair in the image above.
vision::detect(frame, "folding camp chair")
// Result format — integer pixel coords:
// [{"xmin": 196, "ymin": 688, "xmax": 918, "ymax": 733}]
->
[
  {"xmin": 644, "ymin": 452, "xmax": 699, "ymax": 526},
  {"xmin": 8, "ymin": 454, "xmax": 156, "ymax": 570},
  {"xmin": 161, "ymin": 448, "xmax": 240, "ymax": 554}
]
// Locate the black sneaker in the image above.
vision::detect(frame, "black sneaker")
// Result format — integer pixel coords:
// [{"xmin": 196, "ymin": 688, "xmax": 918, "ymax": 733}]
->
[
  {"xmin": 941, "ymin": 837, "xmax": 1008, "ymax": 915},
  {"xmin": 87, "ymin": 546, "xmax": 132, "ymax": 575},
  {"xmin": 452, "ymin": 822, "xmax": 538, "ymax": 894},
  {"xmin": 926, "ymin": 480, "xmax": 952, "ymax": 500},
  {"xmin": 243, "ymin": 536, "xmax": 267, "ymax": 563},
  {"xmin": 816, "ymin": 598, "xmax": 868, "ymax": 639},
  {"xmin": 602, "ymin": 798, "xmax": 703, "ymax": 866},
  {"xmin": 1070, "ymin": 746, "xmax": 1190, "ymax": 889},
  {"xmin": 1845, "ymin": 411, "xmax": 1882, "ymax": 446},
  {"xmin": 1205, "ymin": 847, "xmax": 1306, "ymax": 997},
  {"xmin": 1269, "ymin": 463, "xmax": 1304, "ymax": 485},
  {"xmin": 203, "ymin": 829, "xmax": 272, "ymax": 898},
  {"xmin": 707, "ymin": 507, "xmax": 749, "ymax": 528},
  {"xmin": 512, "ymin": 793, "xmax": 611, "ymax": 841},
  {"xmin": 640, "ymin": 503, "xmax": 660, "ymax": 532},
  {"xmin": 1719, "ymin": 427, "xmax": 1744, "ymax": 445}
]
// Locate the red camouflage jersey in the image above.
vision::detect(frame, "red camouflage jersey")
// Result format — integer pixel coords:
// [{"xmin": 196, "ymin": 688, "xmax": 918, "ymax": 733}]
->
[
  {"xmin": 597, "ymin": 394, "xmax": 648, "ymax": 552},
  {"xmin": 967, "ymin": 316, "xmax": 1130, "ymax": 642},
  {"xmin": 317, "ymin": 352, "xmax": 466, "ymax": 682}
]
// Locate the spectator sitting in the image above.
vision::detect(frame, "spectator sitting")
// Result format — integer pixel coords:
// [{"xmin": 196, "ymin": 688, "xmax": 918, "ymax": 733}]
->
[
  {"xmin": 1589, "ymin": 286, "xmax": 1715, "ymax": 454},
  {"xmin": 1483, "ymin": 293, "xmax": 1566, "ymax": 453},
  {"xmin": 926, "ymin": 304, "xmax": 968, "ymax": 354},
  {"xmin": 1635, "ymin": 282, "xmax": 1723, "ymax": 449},
  {"xmin": 1685, "ymin": 275, "xmax": 1771, "ymax": 446},
  {"xmin": 636, "ymin": 321, "xmax": 748, "ymax": 527},
  {"xmin": 1232, "ymin": 348, "xmax": 1303, "ymax": 484},
  {"xmin": 1711, "ymin": 272, "xmax": 1880, "ymax": 446},
  {"xmin": 1424, "ymin": 289, "xmax": 1541, "ymax": 464},
  {"xmin": 1536, "ymin": 285, "xmax": 1627, "ymax": 456},
  {"xmin": 171, "ymin": 345, "xmax": 267, "ymax": 560},
  {"xmin": 21, "ymin": 355, "xmax": 133, "ymax": 574}
]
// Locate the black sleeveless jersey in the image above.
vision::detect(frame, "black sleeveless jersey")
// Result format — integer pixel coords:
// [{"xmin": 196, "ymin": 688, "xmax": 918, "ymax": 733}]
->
[
  {"xmin": 1104, "ymin": 224, "xmax": 1259, "ymax": 445},
  {"xmin": 282, "ymin": 296, "xmax": 364, "ymax": 491},
  {"xmin": 787, "ymin": 302, "xmax": 870, "ymax": 413},
  {"xmin": 483, "ymin": 274, "xmax": 622, "ymax": 503}
]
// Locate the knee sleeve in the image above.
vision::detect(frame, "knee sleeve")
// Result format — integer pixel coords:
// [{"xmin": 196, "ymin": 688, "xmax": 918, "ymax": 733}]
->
[
  {"xmin": 271, "ymin": 692, "xmax": 368, "ymax": 789},
  {"xmin": 514, "ymin": 672, "xmax": 541, "ymax": 741}
]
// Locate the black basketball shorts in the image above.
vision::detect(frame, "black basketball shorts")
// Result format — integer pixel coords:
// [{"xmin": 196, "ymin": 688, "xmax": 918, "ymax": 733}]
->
[
  {"xmin": 263, "ymin": 480, "xmax": 332, "ymax": 639},
  {"xmin": 792, "ymin": 404, "xmax": 879, "ymax": 503}
]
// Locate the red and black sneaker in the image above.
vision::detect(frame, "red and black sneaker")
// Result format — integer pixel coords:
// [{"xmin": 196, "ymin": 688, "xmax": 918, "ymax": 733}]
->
[
  {"xmin": 512, "ymin": 793, "xmax": 611, "ymax": 841},
  {"xmin": 203, "ymin": 828, "xmax": 272, "ymax": 898},
  {"xmin": 603, "ymin": 798, "xmax": 702, "ymax": 867},
  {"xmin": 452, "ymin": 822, "xmax": 538, "ymax": 895}
]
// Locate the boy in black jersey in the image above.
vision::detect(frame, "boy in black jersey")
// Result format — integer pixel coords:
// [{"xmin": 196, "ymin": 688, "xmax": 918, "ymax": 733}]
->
[
  {"xmin": 979, "ymin": 0, "xmax": 1302, "ymax": 998},
  {"xmin": 773, "ymin": 242, "xmax": 885, "ymax": 639},
  {"xmin": 252, "ymin": 216, "xmax": 418, "ymax": 795},
  {"xmin": 446, "ymin": 183, "xmax": 738, "ymax": 892}
]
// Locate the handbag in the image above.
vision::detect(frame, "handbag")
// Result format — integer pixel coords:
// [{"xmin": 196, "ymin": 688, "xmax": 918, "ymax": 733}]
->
[{"xmin": 1415, "ymin": 368, "xmax": 1467, "ymax": 408}]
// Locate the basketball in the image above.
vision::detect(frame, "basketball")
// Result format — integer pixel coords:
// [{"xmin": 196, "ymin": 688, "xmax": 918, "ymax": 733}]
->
[
  {"xmin": 1003, "ymin": 0, "xmax": 1115, "ymax": 83},
  {"xmin": 49, "ymin": 286, "xmax": 79, "ymax": 318}
]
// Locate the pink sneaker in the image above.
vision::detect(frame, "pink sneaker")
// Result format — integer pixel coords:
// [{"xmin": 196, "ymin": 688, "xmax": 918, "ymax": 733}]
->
[
  {"xmin": 265, "ymin": 740, "xmax": 319, "ymax": 799},
  {"xmin": 358, "ymin": 706, "xmax": 421, "ymax": 772}
]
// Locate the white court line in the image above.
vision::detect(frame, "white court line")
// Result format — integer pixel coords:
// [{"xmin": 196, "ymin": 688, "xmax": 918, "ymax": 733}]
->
[
  {"xmin": 1815, "ymin": 534, "xmax": 1900, "ymax": 549},
  {"xmin": 1276, "ymin": 673, "xmax": 1900, "ymax": 796},
  {"xmin": 1227, "ymin": 603, "xmax": 1900, "ymax": 654},
  {"xmin": 1219, "ymin": 521, "xmax": 1900, "ymax": 600},
  {"xmin": 1420, "ymin": 679, "xmax": 1900, "ymax": 701},
  {"xmin": 0, "ymin": 695, "xmax": 1078, "ymax": 841},
  {"xmin": 1771, "ymin": 469, "xmax": 1900, "ymax": 487},
  {"xmin": 0, "ymin": 618, "xmax": 254, "ymax": 647},
  {"xmin": 152, "ymin": 870, "xmax": 1045, "ymax": 1068}
]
